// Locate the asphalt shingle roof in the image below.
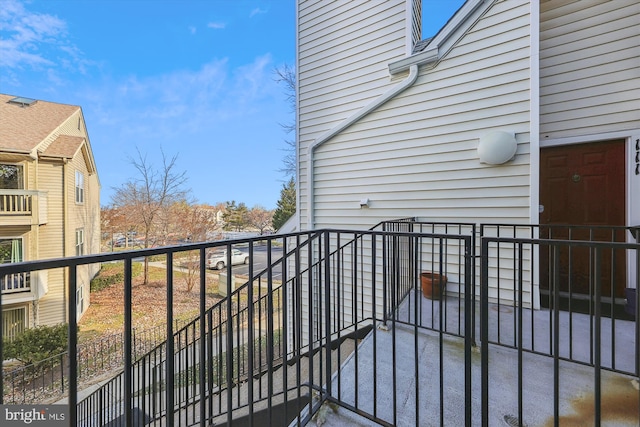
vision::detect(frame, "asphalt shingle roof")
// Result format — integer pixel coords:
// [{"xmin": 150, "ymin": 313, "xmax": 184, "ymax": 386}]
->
[
  {"xmin": 0, "ymin": 93, "xmax": 80, "ymax": 154},
  {"xmin": 42, "ymin": 135, "xmax": 85, "ymax": 159}
]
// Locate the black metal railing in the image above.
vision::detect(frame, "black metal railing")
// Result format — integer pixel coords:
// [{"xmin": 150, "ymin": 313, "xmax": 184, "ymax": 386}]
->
[
  {"xmin": 0, "ymin": 225, "xmax": 638, "ymax": 426},
  {"xmin": 480, "ymin": 235, "xmax": 639, "ymax": 426},
  {"xmin": 2, "ymin": 320, "xmax": 193, "ymax": 405}
]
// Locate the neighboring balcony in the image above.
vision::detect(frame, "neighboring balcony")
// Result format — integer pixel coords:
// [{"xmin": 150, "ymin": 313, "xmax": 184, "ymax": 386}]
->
[
  {"xmin": 0, "ymin": 190, "xmax": 48, "ymax": 226},
  {"xmin": 0, "ymin": 271, "xmax": 30, "ymax": 295}
]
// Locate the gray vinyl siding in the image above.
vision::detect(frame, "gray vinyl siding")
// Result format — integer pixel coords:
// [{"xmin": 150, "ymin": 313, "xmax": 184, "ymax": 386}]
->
[{"xmin": 540, "ymin": 0, "xmax": 640, "ymax": 138}]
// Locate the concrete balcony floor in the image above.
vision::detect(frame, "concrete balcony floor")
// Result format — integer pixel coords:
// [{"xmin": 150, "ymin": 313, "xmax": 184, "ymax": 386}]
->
[{"xmin": 309, "ymin": 292, "xmax": 639, "ymax": 426}]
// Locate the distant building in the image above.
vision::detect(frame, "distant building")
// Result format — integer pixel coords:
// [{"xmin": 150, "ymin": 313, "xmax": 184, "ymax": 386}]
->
[{"xmin": 0, "ymin": 94, "xmax": 101, "ymax": 339}]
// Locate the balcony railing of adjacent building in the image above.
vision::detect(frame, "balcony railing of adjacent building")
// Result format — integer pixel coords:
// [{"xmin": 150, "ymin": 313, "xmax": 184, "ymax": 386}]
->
[
  {"xmin": 0, "ymin": 271, "xmax": 30, "ymax": 294},
  {"xmin": 0, "ymin": 189, "xmax": 48, "ymax": 225},
  {"xmin": 0, "ymin": 223, "xmax": 638, "ymax": 426}
]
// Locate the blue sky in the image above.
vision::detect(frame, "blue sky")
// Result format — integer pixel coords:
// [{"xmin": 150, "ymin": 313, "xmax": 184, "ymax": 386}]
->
[{"xmin": 1, "ymin": 0, "xmax": 464, "ymax": 209}]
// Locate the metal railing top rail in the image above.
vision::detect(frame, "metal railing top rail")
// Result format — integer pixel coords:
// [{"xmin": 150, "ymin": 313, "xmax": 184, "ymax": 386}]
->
[
  {"xmin": 480, "ymin": 222, "xmax": 640, "ymax": 230},
  {"xmin": 373, "ymin": 217, "xmax": 416, "ymax": 228},
  {"xmin": 480, "ymin": 223, "xmax": 640, "ymax": 247},
  {"xmin": 480, "ymin": 235, "xmax": 640, "ymax": 249},
  {"xmin": 0, "ymin": 230, "xmax": 322, "ymax": 276},
  {"xmin": 380, "ymin": 219, "xmax": 639, "ymax": 238},
  {"xmin": 376, "ymin": 218, "xmax": 477, "ymax": 229}
]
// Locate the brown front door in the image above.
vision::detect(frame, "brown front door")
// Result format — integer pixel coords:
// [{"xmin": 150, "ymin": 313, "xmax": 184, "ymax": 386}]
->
[{"xmin": 539, "ymin": 140, "xmax": 626, "ymax": 298}]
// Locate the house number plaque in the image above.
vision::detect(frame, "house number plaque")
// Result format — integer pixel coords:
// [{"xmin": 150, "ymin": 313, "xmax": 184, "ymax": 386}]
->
[{"xmin": 636, "ymin": 138, "xmax": 639, "ymax": 175}]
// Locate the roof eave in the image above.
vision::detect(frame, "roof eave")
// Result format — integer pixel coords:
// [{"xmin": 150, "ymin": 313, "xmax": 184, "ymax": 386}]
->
[{"xmin": 0, "ymin": 148, "xmax": 32, "ymax": 156}]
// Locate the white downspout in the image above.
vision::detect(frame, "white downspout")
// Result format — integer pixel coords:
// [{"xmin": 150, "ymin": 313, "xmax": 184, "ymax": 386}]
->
[{"xmin": 306, "ymin": 64, "xmax": 420, "ymax": 229}]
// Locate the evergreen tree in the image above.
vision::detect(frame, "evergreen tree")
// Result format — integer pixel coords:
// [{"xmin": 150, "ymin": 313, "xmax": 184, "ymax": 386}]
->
[
  {"xmin": 222, "ymin": 200, "xmax": 249, "ymax": 231},
  {"xmin": 272, "ymin": 178, "xmax": 296, "ymax": 230}
]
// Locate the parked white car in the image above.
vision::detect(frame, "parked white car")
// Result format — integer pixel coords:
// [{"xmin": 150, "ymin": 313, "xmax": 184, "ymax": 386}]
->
[{"xmin": 207, "ymin": 249, "xmax": 249, "ymax": 270}]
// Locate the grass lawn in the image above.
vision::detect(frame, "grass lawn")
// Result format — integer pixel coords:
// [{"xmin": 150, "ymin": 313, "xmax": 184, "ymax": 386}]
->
[{"xmin": 79, "ymin": 261, "xmax": 224, "ymax": 342}]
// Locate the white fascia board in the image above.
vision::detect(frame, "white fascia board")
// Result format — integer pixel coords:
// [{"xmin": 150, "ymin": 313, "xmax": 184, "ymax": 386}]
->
[
  {"xmin": 388, "ymin": 0, "xmax": 493, "ymax": 75},
  {"xmin": 388, "ymin": 47, "xmax": 438, "ymax": 75}
]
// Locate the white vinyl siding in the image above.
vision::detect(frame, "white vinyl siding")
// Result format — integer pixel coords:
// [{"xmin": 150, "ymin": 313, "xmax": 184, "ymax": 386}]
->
[
  {"xmin": 310, "ymin": 0, "xmax": 531, "ymax": 229},
  {"xmin": 540, "ymin": 0, "xmax": 640, "ymax": 138},
  {"xmin": 295, "ymin": 0, "xmax": 534, "ymax": 344},
  {"xmin": 298, "ymin": 0, "xmax": 408, "ymax": 228}
]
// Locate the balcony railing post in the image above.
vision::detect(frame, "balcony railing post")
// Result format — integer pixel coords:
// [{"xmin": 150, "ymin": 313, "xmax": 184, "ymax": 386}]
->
[
  {"xmin": 324, "ymin": 230, "xmax": 332, "ymax": 398},
  {"xmin": 480, "ymin": 236, "xmax": 489, "ymax": 427},
  {"xmin": 464, "ymin": 235, "xmax": 472, "ymax": 426},
  {"xmin": 472, "ymin": 224, "xmax": 477, "ymax": 346},
  {"xmin": 307, "ymin": 231, "xmax": 315, "ymax": 402},
  {"xmin": 198, "ymin": 247, "xmax": 207, "ymax": 427},
  {"xmin": 594, "ymin": 247, "xmax": 602, "ymax": 427},
  {"xmin": 124, "ymin": 257, "xmax": 133, "ymax": 427},
  {"xmin": 68, "ymin": 265, "xmax": 78, "ymax": 427},
  {"xmin": 553, "ymin": 244, "xmax": 560, "ymax": 426},
  {"xmin": 224, "ymin": 245, "xmax": 233, "ymax": 426},
  {"xmin": 281, "ymin": 235, "xmax": 289, "ymax": 425},
  {"xmin": 267, "ymin": 237, "xmax": 274, "ymax": 423},
  {"xmin": 166, "ymin": 252, "xmax": 175, "ymax": 427},
  {"xmin": 382, "ymin": 233, "xmax": 389, "ymax": 324}
]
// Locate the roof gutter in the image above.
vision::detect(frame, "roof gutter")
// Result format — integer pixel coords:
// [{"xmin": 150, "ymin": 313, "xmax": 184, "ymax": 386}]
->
[{"xmin": 306, "ymin": 64, "xmax": 419, "ymax": 229}]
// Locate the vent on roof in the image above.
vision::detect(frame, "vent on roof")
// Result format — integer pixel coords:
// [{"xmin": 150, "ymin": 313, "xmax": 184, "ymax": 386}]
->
[{"xmin": 8, "ymin": 97, "xmax": 38, "ymax": 107}]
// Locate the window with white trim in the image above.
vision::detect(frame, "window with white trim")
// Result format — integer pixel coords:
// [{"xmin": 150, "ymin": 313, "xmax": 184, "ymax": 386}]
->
[
  {"xmin": 0, "ymin": 238, "xmax": 23, "ymax": 264},
  {"xmin": 2, "ymin": 306, "xmax": 27, "ymax": 341},
  {"xmin": 77, "ymin": 286, "xmax": 84, "ymax": 315},
  {"xmin": 75, "ymin": 170, "xmax": 84, "ymax": 204},
  {"xmin": 75, "ymin": 228, "xmax": 84, "ymax": 256}
]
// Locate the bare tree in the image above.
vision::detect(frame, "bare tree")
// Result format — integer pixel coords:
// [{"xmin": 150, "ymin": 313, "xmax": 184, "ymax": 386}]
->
[
  {"xmin": 111, "ymin": 148, "xmax": 188, "ymax": 285},
  {"xmin": 170, "ymin": 202, "xmax": 220, "ymax": 291},
  {"xmin": 274, "ymin": 64, "xmax": 296, "ymax": 179},
  {"xmin": 247, "ymin": 206, "xmax": 274, "ymax": 235},
  {"xmin": 101, "ymin": 204, "xmax": 141, "ymax": 249}
]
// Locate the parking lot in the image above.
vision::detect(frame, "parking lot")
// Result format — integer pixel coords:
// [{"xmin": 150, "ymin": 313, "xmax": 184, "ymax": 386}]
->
[{"xmin": 213, "ymin": 244, "xmax": 283, "ymax": 280}]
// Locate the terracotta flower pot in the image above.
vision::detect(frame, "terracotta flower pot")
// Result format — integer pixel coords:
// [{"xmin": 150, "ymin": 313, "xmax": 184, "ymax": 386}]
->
[{"xmin": 420, "ymin": 272, "xmax": 447, "ymax": 300}]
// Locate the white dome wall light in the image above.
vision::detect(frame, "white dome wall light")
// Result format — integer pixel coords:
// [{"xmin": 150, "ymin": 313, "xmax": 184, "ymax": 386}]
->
[{"xmin": 477, "ymin": 131, "xmax": 517, "ymax": 165}]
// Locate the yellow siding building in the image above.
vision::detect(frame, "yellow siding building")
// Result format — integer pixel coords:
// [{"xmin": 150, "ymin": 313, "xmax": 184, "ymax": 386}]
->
[{"xmin": 0, "ymin": 94, "xmax": 100, "ymax": 338}]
